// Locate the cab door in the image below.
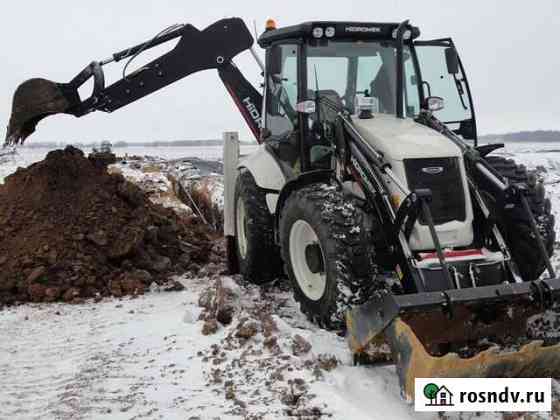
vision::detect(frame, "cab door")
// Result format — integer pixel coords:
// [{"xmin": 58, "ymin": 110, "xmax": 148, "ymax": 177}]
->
[{"xmin": 414, "ymin": 39, "xmax": 477, "ymax": 142}]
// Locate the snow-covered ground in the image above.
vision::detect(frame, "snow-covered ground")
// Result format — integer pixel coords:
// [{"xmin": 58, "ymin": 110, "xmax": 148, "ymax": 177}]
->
[
  {"xmin": 0, "ymin": 272, "xmax": 429, "ymax": 420},
  {"xmin": 1, "ymin": 142, "xmax": 559, "ymax": 420},
  {"xmin": 0, "ymin": 145, "xmax": 258, "ymax": 184}
]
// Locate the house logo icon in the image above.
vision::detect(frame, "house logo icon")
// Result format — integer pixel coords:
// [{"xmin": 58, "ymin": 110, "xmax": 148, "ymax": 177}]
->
[{"xmin": 423, "ymin": 383, "xmax": 454, "ymax": 407}]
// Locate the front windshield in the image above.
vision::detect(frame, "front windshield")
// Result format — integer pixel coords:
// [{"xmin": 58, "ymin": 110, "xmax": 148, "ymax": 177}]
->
[{"xmin": 306, "ymin": 41, "xmax": 420, "ymax": 118}]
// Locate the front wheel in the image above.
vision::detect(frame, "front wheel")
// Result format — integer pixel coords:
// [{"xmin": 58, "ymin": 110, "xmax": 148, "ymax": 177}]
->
[
  {"xmin": 279, "ymin": 183, "xmax": 375, "ymax": 330},
  {"xmin": 234, "ymin": 169, "xmax": 282, "ymax": 284},
  {"xmin": 482, "ymin": 156, "xmax": 556, "ymax": 281}
]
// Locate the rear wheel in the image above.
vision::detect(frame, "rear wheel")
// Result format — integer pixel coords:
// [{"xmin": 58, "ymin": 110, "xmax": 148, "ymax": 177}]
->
[
  {"xmin": 279, "ymin": 183, "xmax": 375, "ymax": 330},
  {"xmin": 482, "ymin": 156, "xmax": 555, "ymax": 280},
  {"xmin": 234, "ymin": 169, "xmax": 282, "ymax": 284}
]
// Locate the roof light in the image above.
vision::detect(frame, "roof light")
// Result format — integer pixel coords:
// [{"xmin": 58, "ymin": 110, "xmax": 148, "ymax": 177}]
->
[
  {"xmin": 312, "ymin": 27, "xmax": 324, "ymax": 38},
  {"xmin": 265, "ymin": 19, "xmax": 277, "ymax": 31},
  {"xmin": 325, "ymin": 26, "xmax": 335, "ymax": 38}
]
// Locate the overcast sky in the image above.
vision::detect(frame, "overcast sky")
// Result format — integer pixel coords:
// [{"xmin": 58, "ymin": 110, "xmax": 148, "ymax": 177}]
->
[{"xmin": 2, "ymin": 1, "xmax": 559, "ymax": 142}]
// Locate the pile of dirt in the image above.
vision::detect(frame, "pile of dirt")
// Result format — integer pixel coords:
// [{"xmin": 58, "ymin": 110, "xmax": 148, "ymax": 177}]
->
[{"xmin": 0, "ymin": 146, "xmax": 214, "ymax": 305}]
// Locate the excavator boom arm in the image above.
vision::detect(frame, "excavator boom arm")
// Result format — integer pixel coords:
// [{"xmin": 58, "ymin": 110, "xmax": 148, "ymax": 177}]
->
[{"xmin": 5, "ymin": 17, "xmax": 263, "ymax": 145}]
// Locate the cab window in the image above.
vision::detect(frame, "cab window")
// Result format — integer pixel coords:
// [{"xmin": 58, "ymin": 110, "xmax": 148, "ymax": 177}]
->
[
  {"xmin": 356, "ymin": 47, "xmax": 396, "ymax": 114},
  {"xmin": 306, "ymin": 56, "xmax": 348, "ymax": 97},
  {"xmin": 265, "ymin": 44, "xmax": 298, "ymax": 139},
  {"xmin": 354, "ymin": 45, "xmax": 418, "ymax": 117},
  {"xmin": 415, "ymin": 44, "xmax": 472, "ymax": 124}
]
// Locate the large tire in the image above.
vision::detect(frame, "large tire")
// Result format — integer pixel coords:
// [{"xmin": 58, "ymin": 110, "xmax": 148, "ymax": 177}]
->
[
  {"xmin": 279, "ymin": 183, "xmax": 375, "ymax": 330},
  {"xmin": 482, "ymin": 156, "xmax": 556, "ymax": 281},
  {"xmin": 234, "ymin": 169, "xmax": 282, "ymax": 284}
]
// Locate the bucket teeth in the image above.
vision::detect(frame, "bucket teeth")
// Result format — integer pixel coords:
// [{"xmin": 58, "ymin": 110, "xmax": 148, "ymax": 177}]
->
[{"xmin": 6, "ymin": 78, "xmax": 70, "ymax": 145}]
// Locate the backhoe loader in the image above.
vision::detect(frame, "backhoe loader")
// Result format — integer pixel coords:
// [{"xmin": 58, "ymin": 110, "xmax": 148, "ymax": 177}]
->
[{"xmin": 6, "ymin": 17, "xmax": 560, "ymax": 399}]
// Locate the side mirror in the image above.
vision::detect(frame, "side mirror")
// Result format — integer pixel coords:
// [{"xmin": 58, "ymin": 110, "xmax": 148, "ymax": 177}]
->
[
  {"xmin": 267, "ymin": 46, "xmax": 283, "ymax": 75},
  {"xmin": 445, "ymin": 47, "xmax": 459, "ymax": 74},
  {"xmin": 425, "ymin": 96, "xmax": 445, "ymax": 112}
]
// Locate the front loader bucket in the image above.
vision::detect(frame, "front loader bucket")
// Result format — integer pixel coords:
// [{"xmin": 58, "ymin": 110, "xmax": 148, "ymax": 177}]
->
[
  {"xmin": 5, "ymin": 78, "xmax": 75, "ymax": 146},
  {"xmin": 387, "ymin": 318, "xmax": 560, "ymax": 400},
  {"xmin": 346, "ymin": 278, "xmax": 560, "ymax": 400}
]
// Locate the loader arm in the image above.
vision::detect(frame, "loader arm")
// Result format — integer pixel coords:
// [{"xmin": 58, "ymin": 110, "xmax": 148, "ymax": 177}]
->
[{"xmin": 5, "ymin": 17, "xmax": 263, "ymax": 145}]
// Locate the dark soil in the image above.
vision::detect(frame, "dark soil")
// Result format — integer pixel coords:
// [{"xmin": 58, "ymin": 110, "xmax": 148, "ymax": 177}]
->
[{"xmin": 0, "ymin": 146, "xmax": 213, "ymax": 305}]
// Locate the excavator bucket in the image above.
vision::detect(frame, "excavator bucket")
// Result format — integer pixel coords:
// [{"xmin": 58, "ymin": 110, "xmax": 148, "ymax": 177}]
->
[
  {"xmin": 5, "ymin": 78, "xmax": 75, "ymax": 145},
  {"xmin": 346, "ymin": 278, "xmax": 560, "ymax": 400}
]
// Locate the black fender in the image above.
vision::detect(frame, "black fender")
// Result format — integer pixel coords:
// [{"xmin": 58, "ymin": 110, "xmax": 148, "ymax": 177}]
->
[
  {"xmin": 274, "ymin": 169, "xmax": 334, "ymax": 234},
  {"xmin": 475, "ymin": 143, "xmax": 504, "ymax": 157}
]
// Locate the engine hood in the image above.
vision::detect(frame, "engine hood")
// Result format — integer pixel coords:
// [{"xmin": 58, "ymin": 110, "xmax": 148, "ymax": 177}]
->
[{"xmin": 351, "ymin": 114, "xmax": 462, "ymax": 161}]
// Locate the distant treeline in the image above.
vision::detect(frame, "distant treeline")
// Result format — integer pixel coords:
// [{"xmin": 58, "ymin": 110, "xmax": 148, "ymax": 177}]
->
[
  {"xmin": 19, "ymin": 139, "xmax": 255, "ymax": 149},
  {"xmin": 480, "ymin": 130, "xmax": 560, "ymax": 143}
]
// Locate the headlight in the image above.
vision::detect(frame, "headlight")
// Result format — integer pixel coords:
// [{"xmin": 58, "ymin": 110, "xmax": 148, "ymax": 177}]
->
[
  {"xmin": 325, "ymin": 26, "xmax": 335, "ymax": 38},
  {"xmin": 312, "ymin": 27, "xmax": 324, "ymax": 38},
  {"xmin": 426, "ymin": 96, "xmax": 445, "ymax": 112},
  {"xmin": 295, "ymin": 100, "xmax": 316, "ymax": 114},
  {"xmin": 392, "ymin": 28, "xmax": 412, "ymax": 40},
  {"xmin": 354, "ymin": 95, "xmax": 378, "ymax": 117}
]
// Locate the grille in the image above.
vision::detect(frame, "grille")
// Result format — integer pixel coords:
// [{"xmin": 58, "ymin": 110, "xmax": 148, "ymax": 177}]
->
[{"xmin": 403, "ymin": 157, "xmax": 466, "ymax": 225}]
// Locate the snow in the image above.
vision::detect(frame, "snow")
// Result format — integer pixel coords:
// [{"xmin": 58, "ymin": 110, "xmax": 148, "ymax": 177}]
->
[
  {"xmin": 0, "ymin": 257, "xmax": 428, "ymax": 419},
  {"xmin": 3, "ymin": 269, "xmax": 529, "ymax": 420},
  {"xmin": 1, "ymin": 142, "xmax": 559, "ymax": 419},
  {"xmin": 0, "ymin": 277, "xmax": 234, "ymax": 419},
  {"xmin": 109, "ymin": 159, "xmax": 194, "ymax": 217},
  {"xmin": 0, "ymin": 144, "xmax": 258, "ymax": 184},
  {"xmin": 312, "ymin": 366, "xmax": 430, "ymax": 420}
]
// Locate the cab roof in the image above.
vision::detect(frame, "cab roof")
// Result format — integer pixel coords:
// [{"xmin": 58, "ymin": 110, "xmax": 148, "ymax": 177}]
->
[{"xmin": 257, "ymin": 21, "xmax": 420, "ymax": 47}]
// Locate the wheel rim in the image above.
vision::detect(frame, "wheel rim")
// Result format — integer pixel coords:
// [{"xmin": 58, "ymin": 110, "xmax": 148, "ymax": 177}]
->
[
  {"xmin": 236, "ymin": 196, "xmax": 248, "ymax": 259},
  {"xmin": 289, "ymin": 219, "xmax": 326, "ymax": 301}
]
